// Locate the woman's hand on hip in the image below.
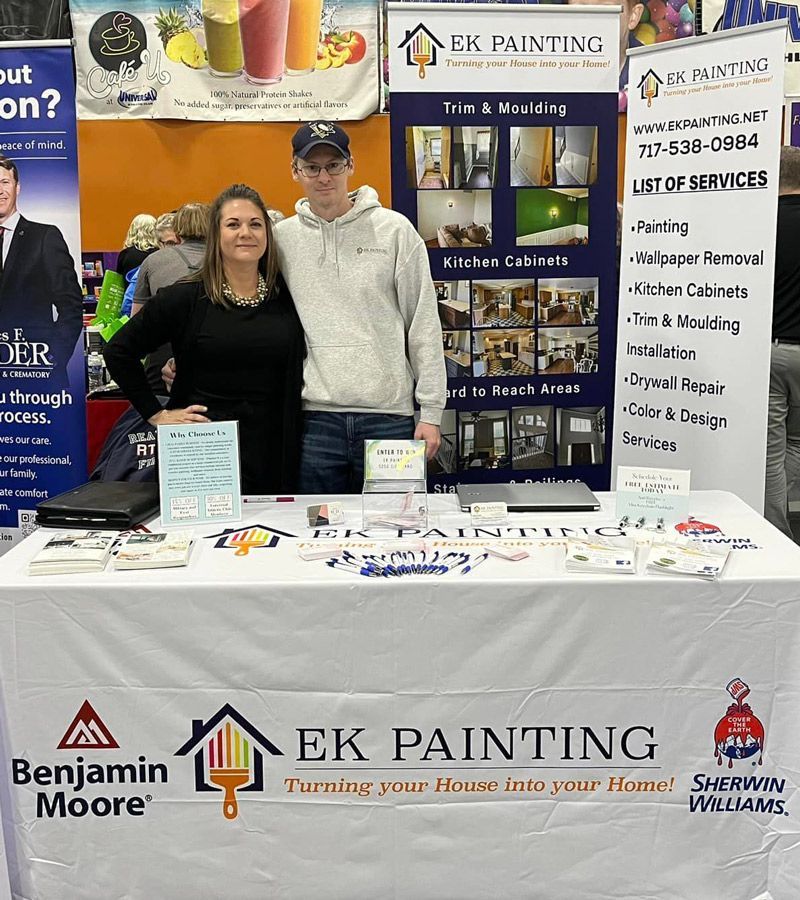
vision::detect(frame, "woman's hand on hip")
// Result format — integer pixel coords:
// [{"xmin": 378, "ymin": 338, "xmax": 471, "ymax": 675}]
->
[{"xmin": 148, "ymin": 406, "xmax": 210, "ymax": 426}]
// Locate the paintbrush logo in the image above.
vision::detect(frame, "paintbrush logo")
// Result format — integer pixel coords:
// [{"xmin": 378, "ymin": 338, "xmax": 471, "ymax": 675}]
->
[
  {"xmin": 205, "ymin": 523, "xmax": 295, "ymax": 556},
  {"xmin": 175, "ymin": 704, "xmax": 283, "ymax": 820},
  {"xmin": 399, "ymin": 24, "xmax": 444, "ymax": 79}
]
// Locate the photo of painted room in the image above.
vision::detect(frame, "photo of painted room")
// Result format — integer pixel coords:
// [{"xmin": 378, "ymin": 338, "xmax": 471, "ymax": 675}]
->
[
  {"xmin": 538, "ymin": 278, "xmax": 598, "ymax": 326},
  {"xmin": 554, "ymin": 126, "xmax": 599, "ymax": 187},
  {"xmin": 452, "ymin": 126, "xmax": 498, "ymax": 188},
  {"xmin": 405, "ymin": 126, "xmax": 451, "ymax": 189},
  {"xmin": 512, "ymin": 406, "xmax": 555, "ymax": 470},
  {"xmin": 472, "ymin": 279, "xmax": 535, "ymax": 327},
  {"xmin": 472, "ymin": 329, "xmax": 535, "ymax": 377},
  {"xmin": 557, "ymin": 407, "xmax": 606, "ymax": 466},
  {"xmin": 516, "ymin": 189, "xmax": 589, "ymax": 246},
  {"xmin": 510, "ymin": 127, "xmax": 554, "ymax": 187},
  {"xmin": 457, "ymin": 410, "xmax": 510, "ymax": 470},
  {"xmin": 537, "ymin": 328, "xmax": 598, "ymax": 375},
  {"xmin": 435, "ymin": 280, "xmax": 470, "ymax": 329},
  {"xmin": 428, "ymin": 410, "xmax": 457, "ymax": 475},
  {"xmin": 442, "ymin": 330, "xmax": 471, "ymax": 378},
  {"xmin": 418, "ymin": 191, "xmax": 493, "ymax": 248}
]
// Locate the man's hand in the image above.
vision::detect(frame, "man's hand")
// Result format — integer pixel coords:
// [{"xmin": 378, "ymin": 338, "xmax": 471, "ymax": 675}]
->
[
  {"xmin": 162, "ymin": 357, "xmax": 177, "ymax": 391},
  {"xmin": 415, "ymin": 422, "xmax": 441, "ymax": 459},
  {"xmin": 149, "ymin": 405, "xmax": 209, "ymax": 426}
]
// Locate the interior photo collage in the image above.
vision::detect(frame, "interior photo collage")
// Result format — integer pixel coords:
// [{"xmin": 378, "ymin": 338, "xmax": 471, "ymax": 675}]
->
[
  {"xmin": 438, "ymin": 277, "xmax": 599, "ymax": 378},
  {"xmin": 406, "ymin": 124, "xmax": 597, "ymax": 248},
  {"xmin": 429, "ymin": 406, "xmax": 607, "ymax": 476}
]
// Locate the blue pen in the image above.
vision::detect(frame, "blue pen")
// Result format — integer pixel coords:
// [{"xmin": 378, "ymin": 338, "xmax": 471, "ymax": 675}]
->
[{"xmin": 457, "ymin": 552, "xmax": 490, "ymax": 576}]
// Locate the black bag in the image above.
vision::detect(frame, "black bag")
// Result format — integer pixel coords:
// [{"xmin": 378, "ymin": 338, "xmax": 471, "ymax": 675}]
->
[{"xmin": 36, "ymin": 481, "xmax": 160, "ymax": 530}]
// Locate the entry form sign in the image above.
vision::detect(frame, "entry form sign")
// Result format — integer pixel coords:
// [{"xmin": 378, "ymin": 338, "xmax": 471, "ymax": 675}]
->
[{"xmin": 613, "ymin": 22, "xmax": 786, "ymax": 511}]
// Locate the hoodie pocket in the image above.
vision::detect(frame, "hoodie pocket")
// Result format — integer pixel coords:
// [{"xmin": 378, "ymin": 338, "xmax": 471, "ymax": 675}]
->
[{"xmin": 304, "ymin": 343, "xmax": 396, "ymax": 409}]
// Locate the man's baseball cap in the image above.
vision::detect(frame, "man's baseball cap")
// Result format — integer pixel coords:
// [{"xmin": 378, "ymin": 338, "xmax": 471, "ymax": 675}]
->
[{"xmin": 292, "ymin": 121, "xmax": 351, "ymax": 160}]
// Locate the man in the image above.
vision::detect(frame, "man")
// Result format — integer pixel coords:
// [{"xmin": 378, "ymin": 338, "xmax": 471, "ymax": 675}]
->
[
  {"xmin": 0, "ymin": 156, "xmax": 82, "ymax": 381},
  {"xmin": 277, "ymin": 121, "xmax": 446, "ymax": 493},
  {"xmin": 765, "ymin": 146, "xmax": 800, "ymax": 540}
]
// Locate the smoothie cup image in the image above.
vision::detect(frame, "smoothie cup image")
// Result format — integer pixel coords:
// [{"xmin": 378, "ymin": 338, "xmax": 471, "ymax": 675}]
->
[
  {"xmin": 285, "ymin": 0, "xmax": 323, "ymax": 75},
  {"xmin": 237, "ymin": 0, "xmax": 291, "ymax": 84},
  {"xmin": 203, "ymin": 0, "xmax": 243, "ymax": 76}
]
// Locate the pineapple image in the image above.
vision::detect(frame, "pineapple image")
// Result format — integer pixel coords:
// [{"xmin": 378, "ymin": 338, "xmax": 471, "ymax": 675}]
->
[{"xmin": 155, "ymin": 7, "xmax": 207, "ymax": 69}]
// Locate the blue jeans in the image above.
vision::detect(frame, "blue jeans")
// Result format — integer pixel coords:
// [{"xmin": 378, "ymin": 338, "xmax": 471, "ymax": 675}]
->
[{"xmin": 299, "ymin": 412, "xmax": 415, "ymax": 494}]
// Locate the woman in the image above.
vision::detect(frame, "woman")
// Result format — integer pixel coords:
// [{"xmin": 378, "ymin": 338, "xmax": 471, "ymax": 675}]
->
[
  {"xmin": 116, "ymin": 213, "xmax": 158, "ymax": 278},
  {"xmin": 104, "ymin": 184, "xmax": 304, "ymax": 493}
]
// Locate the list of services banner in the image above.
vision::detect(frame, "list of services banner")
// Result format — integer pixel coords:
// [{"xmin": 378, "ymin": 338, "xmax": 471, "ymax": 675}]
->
[{"xmin": 612, "ymin": 24, "xmax": 786, "ymax": 511}]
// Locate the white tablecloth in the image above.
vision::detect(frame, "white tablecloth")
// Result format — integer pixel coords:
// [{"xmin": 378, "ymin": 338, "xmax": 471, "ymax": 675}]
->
[{"xmin": 0, "ymin": 491, "xmax": 798, "ymax": 899}]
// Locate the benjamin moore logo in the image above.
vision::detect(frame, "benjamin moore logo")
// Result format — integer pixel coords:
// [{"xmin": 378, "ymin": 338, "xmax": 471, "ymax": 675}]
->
[
  {"xmin": 399, "ymin": 24, "xmax": 444, "ymax": 79},
  {"xmin": 175, "ymin": 704, "xmax": 283, "ymax": 820},
  {"xmin": 638, "ymin": 68, "xmax": 664, "ymax": 106},
  {"xmin": 204, "ymin": 523, "xmax": 295, "ymax": 555},
  {"xmin": 57, "ymin": 699, "xmax": 119, "ymax": 750},
  {"xmin": 714, "ymin": 678, "xmax": 765, "ymax": 767}
]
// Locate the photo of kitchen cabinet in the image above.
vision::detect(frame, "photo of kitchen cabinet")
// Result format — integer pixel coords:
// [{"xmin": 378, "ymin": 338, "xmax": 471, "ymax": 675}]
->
[
  {"xmin": 472, "ymin": 279, "xmax": 535, "ymax": 327},
  {"xmin": 472, "ymin": 329, "xmax": 535, "ymax": 377},
  {"xmin": 435, "ymin": 280, "xmax": 471, "ymax": 329},
  {"xmin": 442, "ymin": 330, "xmax": 472, "ymax": 378},
  {"xmin": 537, "ymin": 328, "xmax": 598, "ymax": 375},
  {"xmin": 538, "ymin": 278, "xmax": 598, "ymax": 327}
]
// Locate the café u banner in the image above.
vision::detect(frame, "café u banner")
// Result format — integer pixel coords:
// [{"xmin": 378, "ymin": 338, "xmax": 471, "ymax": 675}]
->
[{"xmin": 69, "ymin": 0, "xmax": 381, "ymax": 120}]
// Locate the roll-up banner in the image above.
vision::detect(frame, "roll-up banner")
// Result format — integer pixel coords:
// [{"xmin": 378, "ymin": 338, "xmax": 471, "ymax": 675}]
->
[
  {"xmin": 0, "ymin": 41, "xmax": 86, "ymax": 552},
  {"xmin": 388, "ymin": 2, "xmax": 619, "ymax": 494},
  {"xmin": 612, "ymin": 22, "xmax": 786, "ymax": 510},
  {"xmin": 69, "ymin": 0, "xmax": 381, "ymax": 120}
]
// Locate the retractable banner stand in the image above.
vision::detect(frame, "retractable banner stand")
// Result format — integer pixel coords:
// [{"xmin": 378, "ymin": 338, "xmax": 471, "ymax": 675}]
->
[
  {"xmin": 0, "ymin": 41, "xmax": 86, "ymax": 553},
  {"xmin": 388, "ymin": 2, "xmax": 619, "ymax": 494},
  {"xmin": 612, "ymin": 23, "xmax": 785, "ymax": 510}
]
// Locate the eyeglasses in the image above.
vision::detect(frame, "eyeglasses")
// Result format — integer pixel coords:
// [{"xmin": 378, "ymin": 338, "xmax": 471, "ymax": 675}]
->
[{"xmin": 294, "ymin": 160, "xmax": 349, "ymax": 178}]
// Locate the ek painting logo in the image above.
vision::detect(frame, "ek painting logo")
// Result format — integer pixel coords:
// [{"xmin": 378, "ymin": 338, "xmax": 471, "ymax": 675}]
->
[
  {"xmin": 175, "ymin": 704, "xmax": 283, "ymax": 820},
  {"xmin": 204, "ymin": 523, "xmax": 295, "ymax": 555},
  {"xmin": 398, "ymin": 24, "xmax": 445, "ymax": 79},
  {"xmin": 638, "ymin": 68, "xmax": 664, "ymax": 106}
]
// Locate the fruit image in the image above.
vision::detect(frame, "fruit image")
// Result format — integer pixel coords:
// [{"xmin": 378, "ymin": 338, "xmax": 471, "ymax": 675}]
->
[
  {"xmin": 330, "ymin": 30, "xmax": 367, "ymax": 64},
  {"xmin": 315, "ymin": 40, "xmax": 352, "ymax": 70},
  {"xmin": 155, "ymin": 7, "xmax": 208, "ymax": 68}
]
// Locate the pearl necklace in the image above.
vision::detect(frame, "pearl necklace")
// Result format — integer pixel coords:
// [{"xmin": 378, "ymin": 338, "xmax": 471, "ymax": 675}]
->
[{"xmin": 222, "ymin": 274, "xmax": 268, "ymax": 308}]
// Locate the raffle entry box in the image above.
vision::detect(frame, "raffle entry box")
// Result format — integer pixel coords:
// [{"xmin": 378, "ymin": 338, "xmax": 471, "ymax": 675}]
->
[{"xmin": 363, "ymin": 440, "xmax": 428, "ymax": 529}]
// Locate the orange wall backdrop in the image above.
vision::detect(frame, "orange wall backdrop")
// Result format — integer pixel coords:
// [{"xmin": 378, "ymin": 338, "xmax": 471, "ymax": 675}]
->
[{"xmin": 77, "ymin": 114, "xmax": 628, "ymax": 248}]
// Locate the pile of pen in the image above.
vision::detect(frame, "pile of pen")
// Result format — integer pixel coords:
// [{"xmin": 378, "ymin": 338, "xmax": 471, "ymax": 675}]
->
[{"xmin": 326, "ymin": 549, "xmax": 489, "ymax": 578}]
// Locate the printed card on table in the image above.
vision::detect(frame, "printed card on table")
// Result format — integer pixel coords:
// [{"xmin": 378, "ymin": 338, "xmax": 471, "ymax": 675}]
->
[
  {"xmin": 615, "ymin": 466, "xmax": 690, "ymax": 526},
  {"xmin": 157, "ymin": 421, "xmax": 241, "ymax": 527}
]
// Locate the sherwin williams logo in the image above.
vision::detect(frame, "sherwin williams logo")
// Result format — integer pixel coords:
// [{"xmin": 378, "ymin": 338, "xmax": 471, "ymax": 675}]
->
[
  {"xmin": 398, "ymin": 24, "xmax": 444, "ymax": 79},
  {"xmin": 638, "ymin": 68, "xmax": 664, "ymax": 106},
  {"xmin": 12, "ymin": 701, "xmax": 168, "ymax": 818},
  {"xmin": 204, "ymin": 523, "xmax": 295, "ymax": 555},
  {"xmin": 675, "ymin": 517, "xmax": 722, "ymax": 537},
  {"xmin": 714, "ymin": 678, "xmax": 765, "ymax": 768},
  {"xmin": 57, "ymin": 699, "xmax": 119, "ymax": 750},
  {"xmin": 175, "ymin": 704, "xmax": 283, "ymax": 820}
]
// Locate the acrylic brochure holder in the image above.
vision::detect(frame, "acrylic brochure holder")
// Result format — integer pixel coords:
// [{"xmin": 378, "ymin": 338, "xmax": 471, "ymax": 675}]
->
[{"xmin": 362, "ymin": 439, "xmax": 428, "ymax": 529}]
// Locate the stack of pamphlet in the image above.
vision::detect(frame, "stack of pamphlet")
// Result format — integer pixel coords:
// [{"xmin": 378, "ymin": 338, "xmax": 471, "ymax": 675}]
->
[
  {"xmin": 565, "ymin": 537, "xmax": 636, "ymax": 574},
  {"xmin": 114, "ymin": 531, "xmax": 194, "ymax": 569},
  {"xmin": 645, "ymin": 540, "xmax": 729, "ymax": 580},
  {"xmin": 28, "ymin": 531, "xmax": 117, "ymax": 575}
]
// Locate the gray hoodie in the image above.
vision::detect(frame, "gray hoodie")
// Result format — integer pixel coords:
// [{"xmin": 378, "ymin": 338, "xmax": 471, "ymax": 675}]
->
[{"xmin": 274, "ymin": 186, "xmax": 446, "ymax": 425}]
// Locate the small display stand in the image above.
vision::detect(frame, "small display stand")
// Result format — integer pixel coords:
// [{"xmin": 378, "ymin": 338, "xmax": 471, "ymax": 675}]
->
[{"xmin": 362, "ymin": 440, "xmax": 428, "ymax": 529}]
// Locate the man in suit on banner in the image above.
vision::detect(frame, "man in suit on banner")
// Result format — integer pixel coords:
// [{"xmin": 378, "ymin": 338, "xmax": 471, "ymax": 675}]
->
[{"xmin": 0, "ymin": 156, "xmax": 83, "ymax": 382}]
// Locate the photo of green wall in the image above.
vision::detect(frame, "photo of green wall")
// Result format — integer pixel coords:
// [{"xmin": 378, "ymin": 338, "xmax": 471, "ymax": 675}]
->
[{"xmin": 516, "ymin": 188, "xmax": 589, "ymax": 246}]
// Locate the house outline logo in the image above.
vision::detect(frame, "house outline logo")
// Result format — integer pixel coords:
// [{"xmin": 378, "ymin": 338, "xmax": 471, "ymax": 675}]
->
[
  {"xmin": 204, "ymin": 523, "xmax": 296, "ymax": 555},
  {"xmin": 714, "ymin": 678, "xmax": 765, "ymax": 769},
  {"xmin": 175, "ymin": 703, "xmax": 283, "ymax": 820},
  {"xmin": 398, "ymin": 23, "xmax": 445, "ymax": 79},
  {"xmin": 638, "ymin": 67, "xmax": 664, "ymax": 107},
  {"xmin": 57, "ymin": 700, "xmax": 119, "ymax": 750}
]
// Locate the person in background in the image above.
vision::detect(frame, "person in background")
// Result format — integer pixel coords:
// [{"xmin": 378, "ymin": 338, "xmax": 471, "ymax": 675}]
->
[
  {"xmin": 104, "ymin": 184, "xmax": 304, "ymax": 493},
  {"xmin": 0, "ymin": 155, "xmax": 82, "ymax": 382},
  {"xmin": 765, "ymin": 147, "xmax": 800, "ymax": 540},
  {"xmin": 155, "ymin": 212, "xmax": 179, "ymax": 249},
  {"xmin": 132, "ymin": 202, "xmax": 209, "ymax": 316},
  {"xmin": 279, "ymin": 121, "xmax": 446, "ymax": 492},
  {"xmin": 116, "ymin": 213, "xmax": 158, "ymax": 279}
]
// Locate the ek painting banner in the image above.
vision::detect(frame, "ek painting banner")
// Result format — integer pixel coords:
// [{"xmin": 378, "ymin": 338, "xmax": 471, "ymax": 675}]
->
[
  {"xmin": 612, "ymin": 23, "xmax": 786, "ymax": 510},
  {"xmin": 0, "ymin": 42, "xmax": 86, "ymax": 552},
  {"xmin": 388, "ymin": 2, "xmax": 619, "ymax": 494},
  {"xmin": 69, "ymin": 0, "xmax": 381, "ymax": 120}
]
